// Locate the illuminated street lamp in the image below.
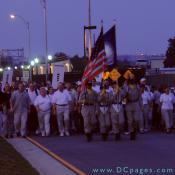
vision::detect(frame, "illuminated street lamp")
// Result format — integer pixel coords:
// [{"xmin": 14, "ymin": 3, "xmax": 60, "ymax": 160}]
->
[
  {"xmin": 21, "ymin": 65, "xmax": 24, "ymax": 69},
  {"xmin": 48, "ymin": 55, "xmax": 53, "ymax": 61},
  {"xmin": 34, "ymin": 58, "xmax": 39, "ymax": 64},
  {"xmin": 14, "ymin": 66, "xmax": 18, "ymax": 70},
  {"xmin": 7, "ymin": 67, "xmax": 11, "ymax": 70},
  {"xmin": 10, "ymin": 14, "xmax": 15, "ymax": 19},
  {"xmin": 31, "ymin": 60, "xmax": 35, "ymax": 66},
  {"xmin": 0, "ymin": 68, "xmax": 3, "ymax": 72}
]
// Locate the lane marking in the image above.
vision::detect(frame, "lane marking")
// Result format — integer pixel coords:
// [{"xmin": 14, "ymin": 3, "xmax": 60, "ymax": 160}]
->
[{"xmin": 27, "ymin": 137, "xmax": 87, "ymax": 175}]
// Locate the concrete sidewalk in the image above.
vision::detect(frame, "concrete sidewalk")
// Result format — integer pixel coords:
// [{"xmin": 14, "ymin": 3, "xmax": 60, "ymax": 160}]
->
[{"xmin": 7, "ymin": 138, "xmax": 76, "ymax": 175}]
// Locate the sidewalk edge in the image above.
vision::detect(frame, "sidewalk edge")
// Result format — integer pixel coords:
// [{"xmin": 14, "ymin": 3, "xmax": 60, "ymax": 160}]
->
[{"xmin": 26, "ymin": 137, "xmax": 87, "ymax": 175}]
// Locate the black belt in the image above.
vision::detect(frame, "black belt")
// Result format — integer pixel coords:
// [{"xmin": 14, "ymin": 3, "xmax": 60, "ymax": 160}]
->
[{"xmin": 56, "ymin": 104, "xmax": 68, "ymax": 106}]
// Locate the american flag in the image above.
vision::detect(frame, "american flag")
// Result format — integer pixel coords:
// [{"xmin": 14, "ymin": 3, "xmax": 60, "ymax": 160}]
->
[{"xmin": 82, "ymin": 27, "xmax": 107, "ymax": 85}]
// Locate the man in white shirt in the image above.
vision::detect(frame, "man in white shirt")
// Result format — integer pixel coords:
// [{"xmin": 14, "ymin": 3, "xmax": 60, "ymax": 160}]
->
[
  {"xmin": 34, "ymin": 87, "xmax": 51, "ymax": 137},
  {"xmin": 27, "ymin": 83, "xmax": 39, "ymax": 134},
  {"xmin": 160, "ymin": 87, "xmax": 175, "ymax": 133},
  {"xmin": 52, "ymin": 82, "xmax": 72, "ymax": 136}
]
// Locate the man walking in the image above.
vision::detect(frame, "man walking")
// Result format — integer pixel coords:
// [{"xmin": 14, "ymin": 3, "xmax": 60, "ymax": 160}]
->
[
  {"xmin": 10, "ymin": 83, "xmax": 31, "ymax": 137},
  {"xmin": 124, "ymin": 78, "xmax": 142, "ymax": 140},
  {"xmin": 52, "ymin": 82, "xmax": 72, "ymax": 136},
  {"xmin": 79, "ymin": 81, "xmax": 98, "ymax": 142}
]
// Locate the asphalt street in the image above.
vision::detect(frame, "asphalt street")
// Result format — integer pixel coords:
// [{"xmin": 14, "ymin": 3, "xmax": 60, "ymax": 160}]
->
[{"xmin": 32, "ymin": 133, "xmax": 175, "ymax": 175}]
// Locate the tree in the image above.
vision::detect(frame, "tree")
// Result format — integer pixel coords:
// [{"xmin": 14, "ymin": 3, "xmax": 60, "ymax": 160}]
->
[
  {"xmin": 70, "ymin": 55, "xmax": 86, "ymax": 73},
  {"xmin": 164, "ymin": 37, "xmax": 175, "ymax": 67},
  {"xmin": 54, "ymin": 52, "xmax": 68, "ymax": 62}
]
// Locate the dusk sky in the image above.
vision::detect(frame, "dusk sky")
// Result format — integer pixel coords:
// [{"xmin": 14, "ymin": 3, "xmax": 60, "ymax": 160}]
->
[{"xmin": 0, "ymin": 0, "xmax": 175, "ymax": 58}]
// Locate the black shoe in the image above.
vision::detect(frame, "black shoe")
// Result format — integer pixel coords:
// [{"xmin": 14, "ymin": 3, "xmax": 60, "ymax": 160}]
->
[
  {"xmin": 130, "ymin": 132, "xmax": 136, "ymax": 140},
  {"xmin": 102, "ymin": 133, "xmax": 108, "ymax": 141},
  {"xmin": 85, "ymin": 133, "xmax": 92, "ymax": 142},
  {"xmin": 115, "ymin": 133, "xmax": 121, "ymax": 141}
]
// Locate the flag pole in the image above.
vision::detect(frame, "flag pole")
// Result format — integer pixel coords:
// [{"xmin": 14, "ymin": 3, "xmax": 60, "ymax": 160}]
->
[
  {"xmin": 84, "ymin": 27, "xmax": 87, "ymax": 60},
  {"xmin": 113, "ymin": 19, "xmax": 118, "ymax": 66},
  {"xmin": 88, "ymin": 0, "xmax": 92, "ymax": 61},
  {"xmin": 101, "ymin": 20, "xmax": 105, "ymax": 82}
]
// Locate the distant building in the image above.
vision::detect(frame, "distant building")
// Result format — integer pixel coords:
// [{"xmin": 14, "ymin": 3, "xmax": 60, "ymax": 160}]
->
[
  {"xmin": 149, "ymin": 56, "xmax": 165, "ymax": 69},
  {"xmin": 32, "ymin": 59, "xmax": 72, "ymax": 75},
  {"xmin": 136, "ymin": 59, "xmax": 149, "ymax": 68}
]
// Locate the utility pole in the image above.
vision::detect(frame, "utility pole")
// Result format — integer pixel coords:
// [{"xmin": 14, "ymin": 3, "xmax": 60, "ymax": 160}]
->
[{"xmin": 40, "ymin": 0, "xmax": 49, "ymax": 82}]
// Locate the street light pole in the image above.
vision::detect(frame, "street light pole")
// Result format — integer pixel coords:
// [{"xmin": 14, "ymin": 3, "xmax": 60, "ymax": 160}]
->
[
  {"xmin": 40, "ymin": 0, "xmax": 49, "ymax": 82},
  {"xmin": 10, "ymin": 14, "xmax": 31, "ymax": 63},
  {"xmin": 27, "ymin": 22, "xmax": 31, "ymax": 62}
]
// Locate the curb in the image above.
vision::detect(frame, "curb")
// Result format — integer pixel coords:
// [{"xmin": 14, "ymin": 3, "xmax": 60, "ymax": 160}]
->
[{"xmin": 26, "ymin": 137, "xmax": 87, "ymax": 175}]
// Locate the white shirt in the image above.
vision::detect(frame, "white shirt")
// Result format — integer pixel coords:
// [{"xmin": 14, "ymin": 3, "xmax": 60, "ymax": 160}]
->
[
  {"xmin": 160, "ymin": 93, "xmax": 174, "ymax": 110},
  {"xmin": 52, "ymin": 90, "xmax": 72, "ymax": 105},
  {"xmin": 141, "ymin": 91, "xmax": 151, "ymax": 105},
  {"xmin": 28, "ymin": 89, "xmax": 38, "ymax": 105},
  {"xmin": 34, "ymin": 95, "xmax": 51, "ymax": 111}
]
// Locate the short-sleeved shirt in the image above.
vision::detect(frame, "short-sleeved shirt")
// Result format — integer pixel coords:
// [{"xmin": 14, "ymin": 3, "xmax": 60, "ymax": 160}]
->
[
  {"xmin": 34, "ymin": 95, "xmax": 51, "ymax": 112},
  {"xmin": 52, "ymin": 90, "xmax": 72, "ymax": 105},
  {"xmin": 11, "ymin": 90, "xmax": 31, "ymax": 113},
  {"xmin": 160, "ymin": 93, "xmax": 174, "ymax": 110}
]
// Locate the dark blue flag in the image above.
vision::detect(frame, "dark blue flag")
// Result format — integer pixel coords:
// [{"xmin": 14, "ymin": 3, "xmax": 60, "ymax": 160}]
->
[{"xmin": 104, "ymin": 25, "xmax": 117, "ymax": 69}]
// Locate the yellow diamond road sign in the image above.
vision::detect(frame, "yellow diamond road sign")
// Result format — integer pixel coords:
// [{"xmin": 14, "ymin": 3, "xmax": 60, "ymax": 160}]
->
[
  {"xmin": 109, "ymin": 69, "xmax": 121, "ymax": 81},
  {"xmin": 123, "ymin": 70, "xmax": 134, "ymax": 80}
]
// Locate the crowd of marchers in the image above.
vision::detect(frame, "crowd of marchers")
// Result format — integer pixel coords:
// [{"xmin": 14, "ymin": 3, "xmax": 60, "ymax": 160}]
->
[{"xmin": 0, "ymin": 77, "xmax": 174, "ymax": 142}]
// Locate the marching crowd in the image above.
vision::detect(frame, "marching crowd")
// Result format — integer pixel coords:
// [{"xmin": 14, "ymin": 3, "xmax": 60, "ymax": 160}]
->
[{"xmin": 0, "ymin": 76, "xmax": 175, "ymax": 142}]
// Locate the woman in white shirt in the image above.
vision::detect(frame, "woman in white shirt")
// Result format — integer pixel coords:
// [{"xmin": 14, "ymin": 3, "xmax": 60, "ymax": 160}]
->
[
  {"xmin": 34, "ymin": 87, "xmax": 51, "ymax": 137},
  {"xmin": 160, "ymin": 87, "xmax": 175, "ymax": 133}
]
